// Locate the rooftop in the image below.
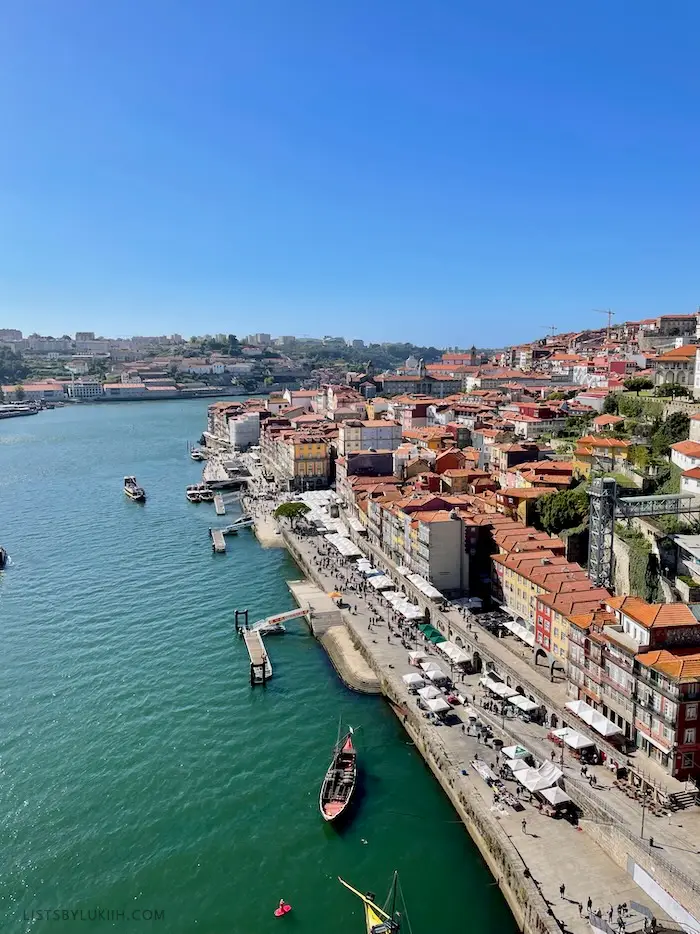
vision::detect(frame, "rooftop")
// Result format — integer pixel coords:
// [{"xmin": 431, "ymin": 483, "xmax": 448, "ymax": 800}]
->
[{"xmin": 635, "ymin": 648, "xmax": 700, "ymax": 682}]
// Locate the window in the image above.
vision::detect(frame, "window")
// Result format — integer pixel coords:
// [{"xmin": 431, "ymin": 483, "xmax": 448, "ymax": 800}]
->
[
  {"xmin": 554, "ymin": 627, "xmax": 559, "ymax": 638},
  {"xmin": 683, "ymin": 728, "xmax": 696, "ymax": 745},
  {"xmin": 687, "ymin": 704, "xmax": 698, "ymax": 721},
  {"xmin": 682, "ymin": 753, "xmax": 694, "ymax": 769}
]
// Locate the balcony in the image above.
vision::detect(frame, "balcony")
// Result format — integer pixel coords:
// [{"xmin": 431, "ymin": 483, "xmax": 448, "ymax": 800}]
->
[{"xmin": 634, "ymin": 694, "xmax": 677, "ymax": 725}]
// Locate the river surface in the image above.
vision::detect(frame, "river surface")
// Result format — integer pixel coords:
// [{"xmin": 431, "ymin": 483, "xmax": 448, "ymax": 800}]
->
[{"xmin": 0, "ymin": 400, "xmax": 516, "ymax": 934}]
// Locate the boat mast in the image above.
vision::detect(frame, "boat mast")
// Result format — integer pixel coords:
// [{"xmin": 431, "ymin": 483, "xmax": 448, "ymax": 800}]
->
[{"xmin": 389, "ymin": 871, "xmax": 398, "ymax": 924}]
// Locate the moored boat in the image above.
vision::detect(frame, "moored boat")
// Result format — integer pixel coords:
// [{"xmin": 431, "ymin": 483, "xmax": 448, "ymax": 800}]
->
[
  {"xmin": 0, "ymin": 546, "xmax": 8, "ymax": 570},
  {"xmin": 338, "ymin": 873, "xmax": 402, "ymax": 933},
  {"xmin": 190, "ymin": 448, "xmax": 206, "ymax": 461},
  {"xmin": 319, "ymin": 724, "xmax": 356, "ymax": 822},
  {"xmin": 124, "ymin": 476, "xmax": 146, "ymax": 502},
  {"xmin": 186, "ymin": 485, "xmax": 202, "ymax": 503}
]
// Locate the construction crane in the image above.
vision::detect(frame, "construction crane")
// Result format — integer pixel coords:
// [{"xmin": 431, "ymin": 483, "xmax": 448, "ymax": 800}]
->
[
  {"xmin": 541, "ymin": 325, "xmax": 557, "ymax": 338},
  {"xmin": 594, "ymin": 308, "xmax": 615, "ymax": 342}
]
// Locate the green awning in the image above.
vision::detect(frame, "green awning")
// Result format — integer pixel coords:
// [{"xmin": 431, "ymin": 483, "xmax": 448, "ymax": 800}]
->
[{"xmin": 418, "ymin": 623, "xmax": 446, "ymax": 644}]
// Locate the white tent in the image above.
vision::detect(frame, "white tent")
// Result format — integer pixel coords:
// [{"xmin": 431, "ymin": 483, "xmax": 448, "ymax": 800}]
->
[
  {"xmin": 502, "ymin": 744, "xmax": 530, "ymax": 760},
  {"xmin": 420, "ymin": 660, "xmax": 441, "ymax": 673},
  {"xmin": 324, "ymin": 533, "xmax": 362, "ymax": 558},
  {"xmin": 402, "ymin": 672, "xmax": 426, "ymax": 688},
  {"xmin": 515, "ymin": 761, "xmax": 563, "ymax": 793},
  {"xmin": 417, "ymin": 685, "xmax": 442, "ymax": 700},
  {"xmin": 566, "ymin": 699, "xmax": 621, "ymax": 738},
  {"xmin": 541, "ymin": 786, "xmax": 571, "ymax": 806},
  {"xmin": 425, "ymin": 668, "xmax": 449, "ymax": 684},
  {"xmin": 368, "ymin": 574, "xmax": 394, "ymax": 590},
  {"xmin": 508, "ymin": 694, "xmax": 539, "ymax": 713},
  {"xmin": 507, "ymin": 758, "xmax": 530, "ymax": 773},
  {"xmin": 436, "ymin": 640, "xmax": 471, "ymax": 665},
  {"xmin": 503, "ymin": 619, "xmax": 536, "ymax": 647},
  {"xmin": 424, "ymin": 697, "xmax": 450, "ymax": 714},
  {"xmin": 409, "ymin": 652, "xmax": 426, "ymax": 666},
  {"xmin": 552, "ymin": 727, "xmax": 595, "ymax": 750},
  {"xmin": 406, "ymin": 572, "xmax": 443, "ymax": 601},
  {"xmin": 488, "ymin": 681, "xmax": 517, "ymax": 699}
]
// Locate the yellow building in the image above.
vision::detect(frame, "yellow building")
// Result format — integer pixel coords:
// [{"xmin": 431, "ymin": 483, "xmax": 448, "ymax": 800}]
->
[{"xmin": 573, "ymin": 435, "xmax": 631, "ymax": 479}]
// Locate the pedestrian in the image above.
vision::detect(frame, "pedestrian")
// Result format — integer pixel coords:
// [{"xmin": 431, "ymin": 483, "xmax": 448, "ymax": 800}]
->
[
  {"xmin": 559, "ymin": 883, "xmax": 565, "ymax": 899},
  {"xmin": 521, "ymin": 818, "xmax": 527, "ymax": 833},
  {"xmin": 578, "ymin": 903, "xmax": 582, "ymax": 917},
  {"xmin": 461, "ymin": 724, "xmax": 465, "ymax": 733},
  {"xmin": 587, "ymin": 897, "xmax": 592, "ymax": 912},
  {"xmin": 608, "ymin": 906, "xmax": 614, "ymax": 922},
  {"xmin": 551, "ymin": 750, "xmax": 556, "ymax": 762}
]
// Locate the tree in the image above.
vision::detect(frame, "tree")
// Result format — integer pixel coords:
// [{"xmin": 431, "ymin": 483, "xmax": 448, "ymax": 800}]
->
[
  {"xmin": 273, "ymin": 501, "xmax": 310, "ymax": 529},
  {"xmin": 654, "ymin": 384, "xmax": 691, "ymax": 398},
  {"xmin": 263, "ymin": 376, "xmax": 275, "ymax": 387},
  {"xmin": 227, "ymin": 334, "xmax": 241, "ymax": 355},
  {"xmin": 14, "ymin": 384, "xmax": 25, "ymax": 401},
  {"xmin": 0, "ymin": 346, "xmax": 29, "ymax": 384},
  {"xmin": 535, "ymin": 483, "xmax": 589, "ymax": 535},
  {"xmin": 624, "ymin": 376, "xmax": 653, "ymax": 395},
  {"xmin": 629, "ymin": 444, "xmax": 650, "ymax": 470},
  {"xmin": 650, "ymin": 411, "xmax": 690, "ymax": 457},
  {"xmin": 602, "ymin": 393, "xmax": 619, "ymax": 415},
  {"xmin": 617, "ymin": 395, "xmax": 644, "ymax": 418}
]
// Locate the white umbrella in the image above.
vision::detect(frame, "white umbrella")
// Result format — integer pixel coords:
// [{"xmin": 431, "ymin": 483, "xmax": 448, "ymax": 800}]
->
[
  {"xmin": 424, "ymin": 697, "xmax": 450, "ymax": 714},
  {"xmin": 418, "ymin": 685, "xmax": 441, "ymax": 700},
  {"xmin": 541, "ymin": 786, "xmax": 571, "ymax": 805},
  {"xmin": 402, "ymin": 672, "xmax": 425, "ymax": 687},
  {"xmin": 425, "ymin": 668, "xmax": 449, "ymax": 684}
]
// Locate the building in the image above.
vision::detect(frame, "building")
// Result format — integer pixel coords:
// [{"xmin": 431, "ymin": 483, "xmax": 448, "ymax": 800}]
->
[
  {"xmin": 670, "ymin": 440, "xmax": 700, "ymax": 476},
  {"xmin": 1, "ymin": 381, "xmax": 66, "ymax": 402},
  {"xmin": 375, "ymin": 372, "xmax": 462, "ymax": 397},
  {"xmin": 651, "ymin": 345, "xmax": 698, "ymax": 388},
  {"xmin": 260, "ymin": 425, "xmax": 331, "ymax": 491},
  {"xmin": 592, "ymin": 414, "xmax": 625, "ymax": 433},
  {"xmin": 247, "ymin": 333, "xmax": 271, "ymax": 346},
  {"xmin": 66, "ymin": 379, "xmax": 104, "ymax": 400},
  {"xmin": 0, "ymin": 329, "xmax": 22, "ymax": 341},
  {"xmin": 572, "ymin": 435, "xmax": 631, "ymax": 478},
  {"xmin": 495, "ymin": 487, "xmax": 558, "ymax": 525},
  {"xmin": 337, "ymin": 419, "xmax": 402, "ymax": 456},
  {"xmin": 75, "ymin": 331, "xmax": 96, "ymax": 341}
]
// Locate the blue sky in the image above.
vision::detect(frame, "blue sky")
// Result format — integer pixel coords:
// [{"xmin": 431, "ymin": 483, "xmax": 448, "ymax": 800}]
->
[{"xmin": 1, "ymin": 1, "xmax": 698, "ymax": 346}]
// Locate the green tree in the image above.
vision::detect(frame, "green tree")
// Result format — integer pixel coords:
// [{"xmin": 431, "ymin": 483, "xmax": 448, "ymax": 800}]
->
[
  {"xmin": 14, "ymin": 384, "xmax": 26, "ymax": 401},
  {"xmin": 654, "ymin": 384, "xmax": 691, "ymax": 398},
  {"xmin": 624, "ymin": 376, "xmax": 653, "ymax": 394},
  {"xmin": 0, "ymin": 346, "xmax": 29, "ymax": 384},
  {"xmin": 602, "ymin": 393, "xmax": 619, "ymax": 415},
  {"xmin": 227, "ymin": 334, "xmax": 241, "ymax": 355},
  {"xmin": 628, "ymin": 444, "xmax": 650, "ymax": 470},
  {"xmin": 535, "ymin": 483, "xmax": 589, "ymax": 535},
  {"xmin": 263, "ymin": 376, "xmax": 275, "ymax": 387},
  {"xmin": 617, "ymin": 395, "xmax": 644, "ymax": 418},
  {"xmin": 650, "ymin": 411, "xmax": 690, "ymax": 457},
  {"xmin": 273, "ymin": 501, "xmax": 310, "ymax": 528}
]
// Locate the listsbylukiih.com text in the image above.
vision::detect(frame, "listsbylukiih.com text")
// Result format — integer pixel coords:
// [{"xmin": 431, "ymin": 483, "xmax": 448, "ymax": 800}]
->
[{"xmin": 23, "ymin": 908, "xmax": 164, "ymax": 922}]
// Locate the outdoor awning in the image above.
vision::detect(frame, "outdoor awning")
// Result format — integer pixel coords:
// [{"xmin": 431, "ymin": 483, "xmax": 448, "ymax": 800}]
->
[
  {"xmin": 368, "ymin": 574, "xmax": 394, "ymax": 590},
  {"xmin": 436, "ymin": 640, "xmax": 471, "ymax": 665},
  {"xmin": 406, "ymin": 573, "xmax": 443, "ymax": 601},
  {"xmin": 515, "ymin": 761, "xmax": 563, "ymax": 792},
  {"xmin": 417, "ymin": 685, "xmax": 441, "ymax": 700},
  {"xmin": 503, "ymin": 619, "xmax": 536, "ymax": 647},
  {"xmin": 508, "ymin": 695, "xmax": 539, "ymax": 713},
  {"xmin": 409, "ymin": 652, "xmax": 426, "ymax": 666},
  {"xmin": 486, "ymin": 681, "xmax": 517, "ymax": 699},
  {"xmin": 502, "ymin": 744, "xmax": 530, "ymax": 760},
  {"xmin": 420, "ymin": 660, "xmax": 441, "ymax": 673},
  {"xmin": 418, "ymin": 623, "xmax": 446, "ymax": 644},
  {"xmin": 507, "ymin": 758, "xmax": 530, "ymax": 772},
  {"xmin": 425, "ymin": 668, "xmax": 449, "ymax": 683},
  {"xmin": 565, "ymin": 699, "xmax": 621, "ymax": 738},
  {"xmin": 324, "ymin": 533, "xmax": 362, "ymax": 558},
  {"xmin": 541, "ymin": 786, "xmax": 571, "ymax": 806},
  {"xmin": 424, "ymin": 697, "xmax": 450, "ymax": 714},
  {"xmin": 402, "ymin": 673, "xmax": 426, "ymax": 688}
]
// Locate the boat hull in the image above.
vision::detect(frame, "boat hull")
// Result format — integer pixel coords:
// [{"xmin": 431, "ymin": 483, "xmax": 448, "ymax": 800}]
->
[
  {"xmin": 124, "ymin": 489, "xmax": 146, "ymax": 502},
  {"xmin": 319, "ymin": 733, "xmax": 356, "ymax": 823}
]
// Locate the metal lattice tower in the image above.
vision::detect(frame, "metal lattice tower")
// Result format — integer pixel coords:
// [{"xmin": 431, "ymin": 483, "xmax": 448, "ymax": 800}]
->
[{"xmin": 588, "ymin": 478, "xmax": 617, "ymax": 588}]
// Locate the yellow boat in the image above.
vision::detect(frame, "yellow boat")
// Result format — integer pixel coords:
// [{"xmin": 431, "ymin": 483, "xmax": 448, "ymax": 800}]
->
[{"xmin": 338, "ymin": 873, "xmax": 402, "ymax": 933}]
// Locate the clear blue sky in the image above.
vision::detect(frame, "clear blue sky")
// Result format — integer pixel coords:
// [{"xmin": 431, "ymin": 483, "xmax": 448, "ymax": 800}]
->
[{"xmin": 1, "ymin": 1, "xmax": 698, "ymax": 346}]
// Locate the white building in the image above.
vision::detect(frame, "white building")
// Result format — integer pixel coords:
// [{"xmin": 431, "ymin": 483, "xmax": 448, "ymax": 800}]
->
[
  {"xmin": 337, "ymin": 419, "xmax": 402, "ymax": 456},
  {"xmin": 66, "ymin": 380, "xmax": 104, "ymax": 399},
  {"xmin": 670, "ymin": 441, "xmax": 700, "ymax": 474},
  {"xmin": 228, "ymin": 410, "xmax": 260, "ymax": 450}
]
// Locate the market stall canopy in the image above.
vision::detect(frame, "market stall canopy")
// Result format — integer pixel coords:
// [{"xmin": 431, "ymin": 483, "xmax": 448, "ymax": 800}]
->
[
  {"xmin": 507, "ymin": 758, "xmax": 530, "ymax": 773},
  {"xmin": 424, "ymin": 697, "xmax": 451, "ymax": 714},
  {"xmin": 406, "ymin": 573, "xmax": 443, "ymax": 601},
  {"xmin": 402, "ymin": 673, "xmax": 426, "ymax": 688},
  {"xmin": 417, "ymin": 685, "xmax": 442, "ymax": 700},
  {"xmin": 425, "ymin": 668, "xmax": 449, "ymax": 683},
  {"xmin": 565, "ymin": 699, "xmax": 621, "ymax": 738},
  {"xmin": 502, "ymin": 619, "xmax": 535, "ymax": 647},
  {"xmin": 409, "ymin": 652, "xmax": 426, "ymax": 666},
  {"xmin": 487, "ymin": 681, "xmax": 517, "ymax": 700},
  {"xmin": 436, "ymin": 640, "xmax": 471, "ymax": 665},
  {"xmin": 418, "ymin": 623, "xmax": 446, "ymax": 644},
  {"xmin": 368, "ymin": 574, "xmax": 394, "ymax": 590},
  {"xmin": 552, "ymin": 727, "xmax": 595, "ymax": 750},
  {"xmin": 324, "ymin": 533, "xmax": 362, "ymax": 558},
  {"xmin": 515, "ymin": 762, "xmax": 563, "ymax": 793},
  {"xmin": 502, "ymin": 745, "xmax": 530, "ymax": 760},
  {"xmin": 508, "ymin": 694, "xmax": 539, "ymax": 713},
  {"xmin": 540, "ymin": 786, "xmax": 571, "ymax": 806},
  {"xmin": 420, "ymin": 660, "xmax": 441, "ymax": 672}
]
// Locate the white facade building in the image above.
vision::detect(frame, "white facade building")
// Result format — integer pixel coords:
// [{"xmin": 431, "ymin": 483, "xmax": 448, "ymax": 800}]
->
[
  {"xmin": 66, "ymin": 380, "xmax": 104, "ymax": 399},
  {"xmin": 229, "ymin": 411, "xmax": 260, "ymax": 450}
]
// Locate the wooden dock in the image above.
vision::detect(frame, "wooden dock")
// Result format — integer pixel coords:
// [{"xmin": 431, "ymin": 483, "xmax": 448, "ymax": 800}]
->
[
  {"xmin": 210, "ymin": 529, "xmax": 226, "ymax": 553},
  {"xmin": 214, "ymin": 495, "xmax": 226, "ymax": 516},
  {"xmin": 243, "ymin": 630, "xmax": 273, "ymax": 684}
]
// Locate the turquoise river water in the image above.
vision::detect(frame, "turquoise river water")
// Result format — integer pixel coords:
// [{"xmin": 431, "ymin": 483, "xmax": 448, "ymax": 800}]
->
[{"xmin": 0, "ymin": 400, "xmax": 516, "ymax": 934}]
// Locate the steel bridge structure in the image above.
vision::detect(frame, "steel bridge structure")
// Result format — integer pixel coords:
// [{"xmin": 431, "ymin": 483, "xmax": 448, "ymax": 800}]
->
[{"xmin": 587, "ymin": 477, "xmax": 700, "ymax": 589}]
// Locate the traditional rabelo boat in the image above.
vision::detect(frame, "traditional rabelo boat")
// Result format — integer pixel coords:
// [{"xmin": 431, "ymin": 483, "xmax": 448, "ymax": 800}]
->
[
  {"xmin": 319, "ymin": 724, "xmax": 356, "ymax": 822},
  {"xmin": 338, "ymin": 872, "xmax": 402, "ymax": 933}
]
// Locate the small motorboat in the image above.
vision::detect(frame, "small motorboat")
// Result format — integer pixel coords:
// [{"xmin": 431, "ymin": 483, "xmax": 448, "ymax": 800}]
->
[
  {"xmin": 319, "ymin": 724, "xmax": 356, "ymax": 823},
  {"xmin": 198, "ymin": 488, "xmax": 214, "ymax": 502},
  {"xmin": 124, "ymin": 476, "xmax": 146, "ymax": 502},
  {"xmin": 0, "ymin": 546, "xmax": 8, "ymax": 570},
  {"xmin": 190, "ymin": 448, "xmax": 206, "ymax": 461},
  {"xmin": 186, "ymin": 485, "xmax": 202, "ymax": 503}
]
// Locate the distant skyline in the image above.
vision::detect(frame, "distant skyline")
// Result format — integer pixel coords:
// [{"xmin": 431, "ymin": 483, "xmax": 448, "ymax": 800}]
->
[{"xmin": 2, "ymin": 1, "xmax": 699, "ymax": 344}]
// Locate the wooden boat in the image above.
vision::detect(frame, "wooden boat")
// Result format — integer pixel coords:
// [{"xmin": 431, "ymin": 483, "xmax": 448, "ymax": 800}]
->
[
  {"xmin": 124, "ymin": 476, "xmax": 146, "ymax": 502},
  {"xmin": 338, "ymin": 872, "xmax": 402, "ymax": 933},
  {"xmin": 319, "ymin": 724, "xmax": 356, "ymax": 822}
]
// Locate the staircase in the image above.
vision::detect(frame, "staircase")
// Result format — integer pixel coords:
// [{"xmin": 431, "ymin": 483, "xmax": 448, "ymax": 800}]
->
[{"xmin": 668, "ymin": 789, "xmax": 699, "ymax": 810}]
